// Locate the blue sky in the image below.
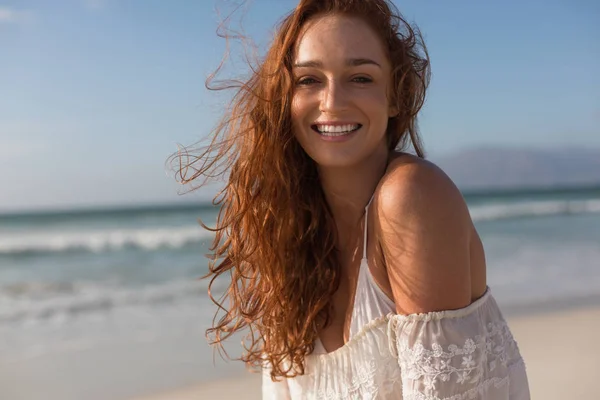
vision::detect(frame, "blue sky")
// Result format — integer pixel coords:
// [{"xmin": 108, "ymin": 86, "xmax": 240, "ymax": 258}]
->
[{"xmin": 1, "ymin": 0, "xmax": 598, "ymax": 211}]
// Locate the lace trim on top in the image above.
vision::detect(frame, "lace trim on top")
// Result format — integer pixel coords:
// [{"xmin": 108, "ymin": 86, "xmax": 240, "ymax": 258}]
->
[
  {"xmin": 390, "ymin": 288, "xmax": 492, "ymax": 322},
  {"xmin": 264, "ymin": 288, "xmax": 529, "ymax": 399},
  {"xmin": 388, "ymin": 288, "xmax": 528, "ymax": 400}
]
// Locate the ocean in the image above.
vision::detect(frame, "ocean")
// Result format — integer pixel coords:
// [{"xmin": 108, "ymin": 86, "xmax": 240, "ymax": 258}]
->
[{"xmin": 1, "ymin": 185, "xmax": 599, "ymax": 373}]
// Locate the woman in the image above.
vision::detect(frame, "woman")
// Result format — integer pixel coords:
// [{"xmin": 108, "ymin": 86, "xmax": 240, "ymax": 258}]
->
[{"xmin": 176, "ymin": 0, "xmax": 530, "ymax": 398}]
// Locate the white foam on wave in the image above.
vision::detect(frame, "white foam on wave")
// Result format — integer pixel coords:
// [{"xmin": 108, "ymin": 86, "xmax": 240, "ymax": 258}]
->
[
  {"xmin": 2, "ymin": 198, "xmax": 599, "ymax": 256},
  {"xmin": 0, "ymin": 225, "xmax": 215, "ymax": 255},
  {"xmin": 469, "ymin": 198, "xmax": 600, "ymax": 222},
  {"xmin": 0, "ymin": 278, "xmax": 228, "ymax": 325}
]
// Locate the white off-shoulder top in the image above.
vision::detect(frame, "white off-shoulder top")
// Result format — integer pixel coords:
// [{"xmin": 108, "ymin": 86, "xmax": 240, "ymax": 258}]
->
[{"xmin": 262, "ymin": 198, "xmax": 530, "ymax": 400}]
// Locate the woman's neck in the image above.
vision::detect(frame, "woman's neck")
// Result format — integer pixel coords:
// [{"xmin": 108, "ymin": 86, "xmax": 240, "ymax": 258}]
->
[{"xmin": 318, "ymin": 147, "xmax": 390, "ymax": 232}]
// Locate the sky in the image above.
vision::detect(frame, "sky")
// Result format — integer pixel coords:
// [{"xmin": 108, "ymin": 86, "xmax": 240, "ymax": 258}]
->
[{"xmin": 0, "ymin": 0, "xmax": 598, "ymax": 212}]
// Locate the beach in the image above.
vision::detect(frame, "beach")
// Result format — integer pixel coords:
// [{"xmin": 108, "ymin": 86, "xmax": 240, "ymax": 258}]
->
[
  {"xmin": 1, "ymin": 188, "xmax": 599, "ymax": 400},
  {"xmin": 1, "ymin": 301, "xmax": 597, "ymax": 399},
  {"xmin": 133, "ymin": 304, "xmax": 600, "ymax": 400}
]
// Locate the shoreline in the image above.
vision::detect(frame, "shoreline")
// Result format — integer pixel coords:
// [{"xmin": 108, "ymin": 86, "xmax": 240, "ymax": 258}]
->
[
  {"xmin": 497, "ymin": 290, "xmax": 600, "ymax": 318},
  {"xmin": 133, "ymin": 303, "xmax": 600, "ymax": 400}
]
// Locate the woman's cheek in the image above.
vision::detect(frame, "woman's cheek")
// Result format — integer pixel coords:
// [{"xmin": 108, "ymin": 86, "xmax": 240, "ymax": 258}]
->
[{"xmin": 290, "ymin": 97, "xmax": 306, "ymax": 129}]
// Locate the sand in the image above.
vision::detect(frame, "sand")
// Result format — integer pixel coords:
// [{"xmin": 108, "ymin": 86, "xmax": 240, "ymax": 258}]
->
[
  {"xmin": 509, "ymin": 306, "xmax": 598, "ymax": 399},
  {"xmin": 134, "ymin": 305, "xmax": 600, "ymax": 400},
  {"xmin": 131, "ymin": 373, "xmax": 261, "ymax": 400}
]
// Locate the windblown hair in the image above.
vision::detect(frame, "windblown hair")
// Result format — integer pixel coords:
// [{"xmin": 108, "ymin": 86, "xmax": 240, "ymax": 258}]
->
[{"xmin": 171, "ymin": 0, "xmax": 430, "ymax": 380}]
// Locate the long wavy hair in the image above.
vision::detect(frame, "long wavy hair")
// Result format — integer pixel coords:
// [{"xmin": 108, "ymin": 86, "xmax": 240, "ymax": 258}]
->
[{"xmin": 171, "ymin": 0, "xmax": 430, "ymax": 380}]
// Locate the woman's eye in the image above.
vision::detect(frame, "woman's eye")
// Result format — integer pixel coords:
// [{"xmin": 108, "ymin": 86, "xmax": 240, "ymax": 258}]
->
[
  {"xmin": 297, "ymin": 77, "xmax": 318, "ymax": 86},
  {"xmin": 352, "ymin": 76, "xmax": 372, "ymax": 84}
]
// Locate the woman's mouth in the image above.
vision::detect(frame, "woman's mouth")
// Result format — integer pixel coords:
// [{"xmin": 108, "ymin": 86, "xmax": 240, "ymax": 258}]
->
[{"xmin": 311, "ymin": 123, "xmax": 362, "ymax": 137}]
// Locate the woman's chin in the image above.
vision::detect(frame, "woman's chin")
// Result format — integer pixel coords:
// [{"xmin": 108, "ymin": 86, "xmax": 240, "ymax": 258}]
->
[{"xmin": 310, "ymin": 152, "xmax": 364, "ymax": 169}]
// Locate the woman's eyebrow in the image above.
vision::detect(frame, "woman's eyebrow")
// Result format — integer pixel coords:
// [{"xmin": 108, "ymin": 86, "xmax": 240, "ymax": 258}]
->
[{"xmin": 293, "ymin": 58, "xmax": 382, "ymax": 69}]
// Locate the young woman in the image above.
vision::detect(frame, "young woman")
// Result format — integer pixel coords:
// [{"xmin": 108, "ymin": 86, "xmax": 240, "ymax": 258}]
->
[{"xmin": 177, "ymin": 0, "xmax": 530, "ymax": 398}]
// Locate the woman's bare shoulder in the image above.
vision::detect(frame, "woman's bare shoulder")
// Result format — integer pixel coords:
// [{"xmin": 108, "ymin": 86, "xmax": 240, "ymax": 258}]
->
[
  {"xmin": 373, "ymin": 152, "xmax": 474, "ymax": 314},
  {"xmin": 377, "ymin": 152, "xmax": 467, "ymax": 214}
]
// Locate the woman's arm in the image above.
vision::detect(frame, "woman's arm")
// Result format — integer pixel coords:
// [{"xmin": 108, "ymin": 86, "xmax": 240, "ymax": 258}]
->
[
  {"xmin": 377, "ymin": 158, "xmax": 530, "ymax": 399},
  {"xmin": 377, "ymin": 157, "xmax": 474, "ymax": 314}
]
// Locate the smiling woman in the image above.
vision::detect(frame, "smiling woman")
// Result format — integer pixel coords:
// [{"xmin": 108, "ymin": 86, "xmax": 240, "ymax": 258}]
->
[
  {"xmin": 172, "ymin": 0, "xmax": 530, "ymax": 399},
  {"xmin": 291, "ymin": 15, "xmax": 395, "ymax": 167}
]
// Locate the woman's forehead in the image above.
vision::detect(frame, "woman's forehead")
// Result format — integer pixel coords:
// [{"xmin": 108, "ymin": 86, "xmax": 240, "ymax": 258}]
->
[{"xmin": 293, "ymin": 14, "xmax": 388, "ymax": 66}]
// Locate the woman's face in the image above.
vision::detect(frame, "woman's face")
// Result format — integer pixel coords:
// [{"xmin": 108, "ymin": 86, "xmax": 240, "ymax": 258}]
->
[{"xmin": 291, "ymin": 14, "xmax": 395, "ymax": 168}]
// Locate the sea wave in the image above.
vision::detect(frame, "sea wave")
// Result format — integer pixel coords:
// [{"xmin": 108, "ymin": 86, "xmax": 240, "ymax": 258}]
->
[
  {"xmin": 469, "ymin": 198, "xmax": 600, "ymax": 222},
  {"xmin": 0, "ymin": 279, "xmax": 227, "ymax": 324},
  {"xmin": 0, "ymin": 226, "xmax": 214, "ymax": 256},
  {"xmin": 1, "ymin": 199, "xmax": 599, "ymax": 256}
]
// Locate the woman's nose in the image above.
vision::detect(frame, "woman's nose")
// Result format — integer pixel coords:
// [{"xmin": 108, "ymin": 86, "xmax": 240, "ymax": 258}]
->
[{"xmin": 320, "ymin": 80, "xmax": 349, "ymax": 113}]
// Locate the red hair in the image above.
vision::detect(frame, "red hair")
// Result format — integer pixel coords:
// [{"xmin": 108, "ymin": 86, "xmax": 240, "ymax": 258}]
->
[{"xmin": 170, "ymin": 0, "xmax": 429, "ymax": 380}]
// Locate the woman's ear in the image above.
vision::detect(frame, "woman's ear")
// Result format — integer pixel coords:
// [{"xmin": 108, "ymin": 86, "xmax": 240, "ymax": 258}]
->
[{"xmin": 388, "ymin": 104, "xmax": 399, "ymax": 118}]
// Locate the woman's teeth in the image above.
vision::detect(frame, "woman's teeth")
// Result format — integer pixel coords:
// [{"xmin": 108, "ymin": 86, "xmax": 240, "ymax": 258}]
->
[{"xmin": 313, "ymin": 124, "xmax": 361, "ymax": 136}]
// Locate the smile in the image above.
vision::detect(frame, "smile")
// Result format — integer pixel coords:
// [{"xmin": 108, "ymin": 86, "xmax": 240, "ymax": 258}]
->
[{"xmin": 311, "ymin": 123, "xmax": 362, "ymax": 137}]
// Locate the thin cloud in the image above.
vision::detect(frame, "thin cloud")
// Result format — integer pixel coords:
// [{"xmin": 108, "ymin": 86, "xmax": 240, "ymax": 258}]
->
[{"xmin": 0, "ymin": 6, "xmax": 34, "ymax": 25}]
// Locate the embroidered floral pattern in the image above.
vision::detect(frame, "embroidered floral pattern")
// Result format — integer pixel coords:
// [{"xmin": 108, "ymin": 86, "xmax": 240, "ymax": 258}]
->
[
  {"xmin": 391, "ymin": 315, "xmax": 524, "ymax": 399},
  {"xmin": 402, "ymin": 376, "xmax": 510, "ymax": 400},
  {"xmin": 263, "ymin": 292, "xmax": 529, "ymax": 399}
]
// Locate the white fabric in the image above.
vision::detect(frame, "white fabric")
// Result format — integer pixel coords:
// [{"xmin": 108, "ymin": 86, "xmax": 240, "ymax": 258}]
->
[
  {"xmin": 348, "ymin": 193, "xmax": 396, "ymax": 341},
  {"xmin": 351, "ymin": 258, "xmax": 396, "ymax": 338},
  {"xmin": 263, "ymin": 291, "xmax": 530, "ymax": 399},
  {"xmin": 312, "ymin": 256, "xmax": 396, "ymax": 355},
  {"xmin": 315, "ymin": 193, "xmax": 395, "ymax": 353},
  {"xmin": 262, "ymin": 198, "xmax": 530, "ymax": 399}
]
